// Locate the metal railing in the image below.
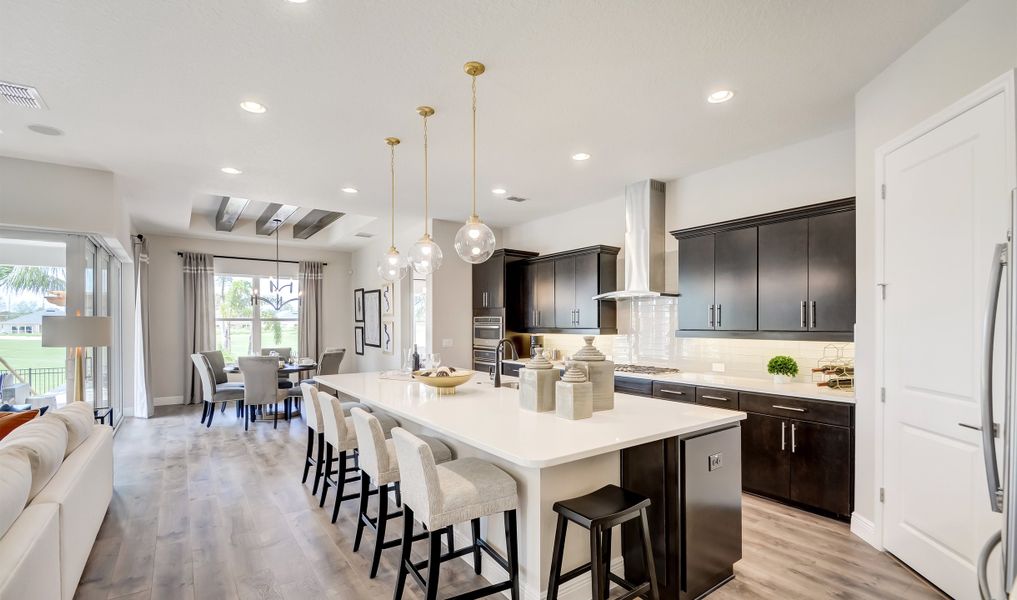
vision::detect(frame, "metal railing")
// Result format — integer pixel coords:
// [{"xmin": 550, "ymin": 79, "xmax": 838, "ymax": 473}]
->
[{"xmin": 0, "ymin": 367, "xmax": 66, "ymax": 395}]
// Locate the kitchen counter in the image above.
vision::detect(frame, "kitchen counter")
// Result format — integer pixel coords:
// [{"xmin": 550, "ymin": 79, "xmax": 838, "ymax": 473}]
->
[
  {"xmin": 504, "ymin": 358, "xmax": 855, "ymax": 404},
  {"xmin": 314, "ymin": 371, "xmax": 745, "ymax": 598},
  {"xmin": 315, "ymin": 371, "xmax": 744, "ymax": 468}
]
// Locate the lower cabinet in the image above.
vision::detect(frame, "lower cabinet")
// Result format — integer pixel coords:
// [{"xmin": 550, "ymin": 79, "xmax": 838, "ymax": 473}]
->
[{"xmin": 739, "ymin": 393, "xmax": 854, "ymax": 517}]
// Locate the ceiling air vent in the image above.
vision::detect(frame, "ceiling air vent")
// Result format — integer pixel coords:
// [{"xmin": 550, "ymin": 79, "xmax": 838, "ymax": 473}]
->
[
  {"xmin": 355, "ymin": 232, "xmax": 375, "ymax": 238},
  {"xmin": 505, "ymin": 196, "xmax": 528, "ymax": 203},
  {"xmin": 0, "ymin": 81, "xmax": 46, "ymax": 109}
]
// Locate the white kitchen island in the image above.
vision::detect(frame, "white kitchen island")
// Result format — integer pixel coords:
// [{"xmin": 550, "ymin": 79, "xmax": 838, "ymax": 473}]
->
[{"xmin": 315, "ymin": 371, "xmax": 746, "ymax": 600}]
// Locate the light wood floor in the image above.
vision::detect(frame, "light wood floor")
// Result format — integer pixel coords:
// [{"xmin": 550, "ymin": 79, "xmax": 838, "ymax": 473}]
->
[{"xmin": 75, "ymin": 404, "xmax": 944, "ymax": 600}]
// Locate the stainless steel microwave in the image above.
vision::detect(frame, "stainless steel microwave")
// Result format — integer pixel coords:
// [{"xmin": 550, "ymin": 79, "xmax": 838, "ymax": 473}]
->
[{"xmin": 473, "ymin": 316, "xmax": 504, "ymax": 349}]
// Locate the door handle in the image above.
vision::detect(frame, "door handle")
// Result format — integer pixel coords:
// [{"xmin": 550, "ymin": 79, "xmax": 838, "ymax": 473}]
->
[
  {"xmin": 708, "ymin": 304, "xmax": 715, "ymax": 328},
  {"xmin": 959, "ymin": 422, "xmax": 1000, "ymax": 437},
  {"xmin": 800, "ymin": 301, "xmax": 807, "ymax": 328},
  {"xmin": 575, "ymin": 308, "xmax": 580, "ymax": 325},
  {"xmin": 717, "ymin": 304, "xmax": 722, "ymax": 327},
  {"xmin": 810, "ymin": 301, "xmax": 817, "ymax": 329},
  {"xmin": 979, "ymin": 242, "xmax": 1006, "ymax": 512},
  {"xmin": 781, "ymin": 421, "xmax": 786, "ymax": 451},
  {"xmin": 791, "ymin": 422, "xmax": 797, "ymax": 453}
]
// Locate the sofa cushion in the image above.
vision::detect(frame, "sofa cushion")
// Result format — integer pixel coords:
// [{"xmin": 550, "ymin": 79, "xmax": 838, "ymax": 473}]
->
[
  {"xmin": 0, "ymin": 451, "xmax": 31, "ymax": 537},
  {"xmin": 48, "ymin": 402, "xmax": 94, "ymax": 457},
  {"xmin": 0, "ymin": 410, "xmax": 38, "ymax": 441},
  {"xmin": 0, "ymin": 503, "xmax": 61, "ymax": 600},
  {"xmin": 0, "ymin": 416, "xmax": 68, "ymax": 500}
]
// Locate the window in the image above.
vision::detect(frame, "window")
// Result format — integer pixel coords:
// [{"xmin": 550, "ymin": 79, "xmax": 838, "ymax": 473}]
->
[
  {"xmin": 214, "ymin": 273, "xmax": 299, "ymax": 362},
  {"xmin": 412, "ymin": 274, "xmax": 428, "ymax": 353}
]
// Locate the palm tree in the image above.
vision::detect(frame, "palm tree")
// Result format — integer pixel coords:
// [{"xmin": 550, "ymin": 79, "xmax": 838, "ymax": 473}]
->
[{"xmin": 0, "ymin": 266, "xmax": 66, "ymax": 294}]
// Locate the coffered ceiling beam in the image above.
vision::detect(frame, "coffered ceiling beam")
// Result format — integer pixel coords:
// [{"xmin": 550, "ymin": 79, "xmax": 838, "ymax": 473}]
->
[
  {"xmin": 292, "ymin": 210, "xmax": 345, "ymax": 240},
  {"xmin": 255, "ymin": 203, "xmax": 299, "ymax": 235},
  {"xmin": 214, "ymin": 196, "xmax": 249, "ymax": 232}
]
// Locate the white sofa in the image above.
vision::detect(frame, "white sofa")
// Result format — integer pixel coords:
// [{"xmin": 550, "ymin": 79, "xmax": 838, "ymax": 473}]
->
[{"xmin": 0, "ymin": 406, "xmax": 114, "ymax": 600}]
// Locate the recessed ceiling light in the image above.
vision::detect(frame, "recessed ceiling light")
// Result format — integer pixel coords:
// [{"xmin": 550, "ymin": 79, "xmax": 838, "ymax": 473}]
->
[
  {"xmin": 28, "ymin": 124, "xmax": 63, "ymax": 136},
  {"xmin": 240, "ymin": 100, "xmax": 267, "ymax": 114},
  {"xmin": 571, "ymin": 153, "xmax": 591, "ymax": 161},
  {"xmin": 221, "ymin": 167, "xmax": 242, "ymax": 175},
  {"xmin": 341, "ymin": 187, "xmax": 358, "ymax": 194},
  {"xmin": 707, "ymin": 90, "xmax": 735, "ymax": 104},
  {"xmin": 285, "ymin": 0, "xmax": 308, "ymax": 3},
  {"xmin": 492, "ymin": 188, "xmax": 506, "ymax": 195}
]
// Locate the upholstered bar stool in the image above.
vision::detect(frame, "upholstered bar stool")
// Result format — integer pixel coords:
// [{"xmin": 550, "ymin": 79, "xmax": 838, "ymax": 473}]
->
[
  {"xmin": 318, "ymin": 392, "xmax": 397, "ymax": 523},
  {"xmin": 300, "ymin": 383, "xmax": 372, "ymax": 494},
  {"xmin": 546, "ymin": 485, "xmax": 659, "ymax": 600},
  {"xmin": 349, "ymin": 408, "xmax": 455, "ymax": 578},
  {"xmin": 391, "ymin": 428, "xmax": 521, "ymax": 600}
]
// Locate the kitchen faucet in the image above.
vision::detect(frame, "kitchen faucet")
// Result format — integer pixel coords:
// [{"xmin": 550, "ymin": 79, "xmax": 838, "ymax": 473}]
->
[{"xmin": 494, "ymin": 338, "xmax": 518, "ymax": 388}]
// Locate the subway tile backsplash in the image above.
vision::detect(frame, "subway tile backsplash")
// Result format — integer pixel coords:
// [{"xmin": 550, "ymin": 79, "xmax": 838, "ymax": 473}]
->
[{"xmin": 541, "ymin": 297, "xmax": 853, "ymax": 383}]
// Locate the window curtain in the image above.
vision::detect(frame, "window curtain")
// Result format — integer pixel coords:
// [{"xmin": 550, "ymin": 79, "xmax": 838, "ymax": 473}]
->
[
  {"xmin": 298, "ymin": 261, "xmax": 324, "ymax": 363},
  {"xmin": 182, "ymin": 252, "xmax": 215, "ymax": 404},
  {"xmin": 132, "ymin": 236, "xmax": 153, "ymax": 417}
]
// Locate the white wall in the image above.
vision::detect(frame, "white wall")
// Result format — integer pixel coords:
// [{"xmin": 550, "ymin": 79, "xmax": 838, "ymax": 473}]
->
[
  {"xmin": 500, "ymin": 196, "xmax": 625, "ymax": 254},
  {"xmin": 144, "ymin": 234, "xmax": 353, "ymax": 403},
  {"xmin": 852, "ymin": 0, "xmax": 1017, "ymax": 544},
  {"xmin": 430, "ymin": 219, "xmax": 475, "ymax": 369},
  {"xmin": 0, "ymin": 156, "xmax": 132, "ymax": 259}
]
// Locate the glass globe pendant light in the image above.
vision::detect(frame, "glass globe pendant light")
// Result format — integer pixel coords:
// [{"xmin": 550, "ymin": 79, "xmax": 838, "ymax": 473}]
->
[
  {"xmin": 454, "ymin": 61, "xmax": 496, "ymax": 264},
  {"xmin": 409, "ymin": 106, "xmax": 443, "ymax": 275},
  {"xmin": 377, "ymin": 137, "xmax": 410, "ymax": 282}
]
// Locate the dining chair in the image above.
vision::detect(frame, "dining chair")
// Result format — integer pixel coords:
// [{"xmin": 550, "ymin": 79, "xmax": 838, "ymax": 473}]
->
[
  {"xmin": 304, "ymin": 348, "xmax": 346, "ymax": 391},
  {"xmin": 261, "ymin": 347, "xmax": 292, "ymax": 360},
  {"xmin": 238, "ymin": 356, "xmax": 289, "ymax": 430},
  {"xmin": 201, "ymin": 350, "xmax": 244, "ymax": 418},
  {"xmin": 190, "ymin": 353, "xmax": 244, "ymax": 428}
]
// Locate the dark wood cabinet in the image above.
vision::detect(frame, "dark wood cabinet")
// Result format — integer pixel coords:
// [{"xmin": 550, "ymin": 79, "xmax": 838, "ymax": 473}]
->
[
  {"xmin": 695, "ymin": 386, "xmax": 738, "ymax": 408},
  {"xmin": 673, "ymin": 198, "xmax": 855, "ymax": 341},
  {"xmin": 651, "ymin": 381, "xmax": 695, "ymax": 402},
  {"xmin": 742, "ymin": 413, "xmax": 790, "ymax": 499},
  {"xmin": 473, "ymin": 252, "xmax": 505, "ymax": 309},
  {"xmin": 789, "ymin": 420, "xmax": 852, "ymax": 515},
  {"xmin": 758, "ymin": 219, "xmax": 809, "ymax": 332},
  {"xmin": 714, "ymin": 228, "xmax": 758, "ymax": 331},
  {"xmin": 737, "ymin": 391, "xmax": 854, "ymax": 518},
  {"xmin": 808, "ymin": 210, "xmax": 856, "ymax": 333},
  {"xmin": 518, "ymin": 246, "xmax": 619, "ymax": 334},
  {"xmin": 473, "ymin": 250, "xmax": 538, "ymax": 331},
  {"xmin": 677, "ymin": 234, "xmax": 715, "ymax": 330}
]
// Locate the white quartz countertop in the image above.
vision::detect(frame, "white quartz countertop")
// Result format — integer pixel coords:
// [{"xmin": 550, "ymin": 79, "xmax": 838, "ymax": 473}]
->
[
  {"xmin": 504, "ymin": 359, "xmax": 855, "ymax": 404},
  {"xmin": 315, "ymin": 372, "xmax": 745, "ymax": 469}
]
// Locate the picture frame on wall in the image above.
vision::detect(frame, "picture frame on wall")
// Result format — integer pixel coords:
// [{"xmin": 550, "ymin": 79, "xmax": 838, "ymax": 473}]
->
[
  {"xmin": 381, "ymin": 282, "xmax": 394, "ymax": 316},
  {"xmin": 354, "ymin": 326, "xmax": 365, "ymax": 355},
  {"xmin": 381, "ymin": 320, "xmax": 394, "ymax": 354},
  {"xmin": 354, "ymin": 288, "xmax": 365, "ymax": 323},
  {"xmin": 364, "ymin": 289, "xmax": 381, "ymax": 348}
]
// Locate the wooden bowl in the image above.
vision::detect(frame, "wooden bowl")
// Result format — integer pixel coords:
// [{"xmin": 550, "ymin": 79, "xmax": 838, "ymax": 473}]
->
[{"xmin": 412, "ymin": 369, "xmax": 475, "ymax": 395}]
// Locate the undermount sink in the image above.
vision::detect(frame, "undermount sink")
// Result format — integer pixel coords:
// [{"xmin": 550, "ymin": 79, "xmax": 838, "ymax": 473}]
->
[{"xmin": 500, "ymin": 382, "xmax": 520, "ymax": 390}]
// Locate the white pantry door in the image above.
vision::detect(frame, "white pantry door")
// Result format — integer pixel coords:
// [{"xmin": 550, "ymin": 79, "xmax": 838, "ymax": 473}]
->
[{"xmin": 882, "ymin": 82, "xmax": 1013, "ymax": 600}]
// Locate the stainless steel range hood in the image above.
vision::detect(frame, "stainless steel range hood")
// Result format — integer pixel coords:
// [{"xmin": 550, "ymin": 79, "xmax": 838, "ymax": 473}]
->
[{"xmin": 594, "ymin": 179, "xmax": 677, "ymax": 301}]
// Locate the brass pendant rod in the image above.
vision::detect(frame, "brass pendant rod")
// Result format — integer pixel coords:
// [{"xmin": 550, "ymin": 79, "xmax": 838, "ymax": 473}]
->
[
  {"xmin": 471, "ymin": 73, "xmax": 477, "ymax": 218},
  {"xmin": 423, "ymin": 112, "xmax": 430, "ymax": 234}
]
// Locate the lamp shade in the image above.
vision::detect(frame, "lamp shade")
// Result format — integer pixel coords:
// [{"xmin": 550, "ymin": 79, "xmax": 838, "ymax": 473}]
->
[{"xmin": 41, "ymin": 316, "xmax": 113, "ymax": 348}]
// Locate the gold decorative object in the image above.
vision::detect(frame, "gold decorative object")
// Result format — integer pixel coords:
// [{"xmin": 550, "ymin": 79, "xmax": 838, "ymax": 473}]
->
[{"xmin": 412, "ymin": 369, "xmax": 476, "ymax": 395}]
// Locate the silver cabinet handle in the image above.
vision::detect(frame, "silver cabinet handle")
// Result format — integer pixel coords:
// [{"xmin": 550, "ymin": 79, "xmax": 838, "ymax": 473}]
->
[
  {"xmin": 781, "ymin": 421, "xmax": 786, "ymax": 451},
  {"xmin": 701, "ymin": 395, "xmax": 729, "ymax": 402},
  {"xmin": 791, "ymin": 422, "xmax": 797, "ymax": 453},
  {"xmin": 810, "ymin": 301, "xmax": 817, "ymax": 329},
  {"xmin": 474, "ymin": 325, "xmax": 501, "ymax": 330},
  {"xmin": 708, "ymin": 304, "xmax": 715, "ymax": 328},
  {"xmin": 800, "ymin": 301, "xmax": 807, "ymax": 328},
  {"xmin": 772, "ymin": 405, "xmax": 806, "ymax": 413},
  {"xmin": 660, "ymin": 389, "xmax": 686, "ymax": 396},
  {"xmin": 980, "ymin": 243, "xmax": 1007, "ymax": 512},
  {"xmin": 575, "ymin": 308, "xmax": 580, "ymax": 325},
  {"xmin": 717, "ymin": 304, "xmax": 722, "ymax": 327}
]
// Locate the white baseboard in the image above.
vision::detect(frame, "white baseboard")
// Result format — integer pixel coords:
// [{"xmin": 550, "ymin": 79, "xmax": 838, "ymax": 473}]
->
[
  {"xmin": 850, "ymin": 512, "xmax": 881, "ymax": 550},
  {"xmin": 153, "ymin": 395, "xmax": 184, "ymax": 406},
  {"xmin": 449, "ymin": 528, "xmax": 624, "ymax": 600}
]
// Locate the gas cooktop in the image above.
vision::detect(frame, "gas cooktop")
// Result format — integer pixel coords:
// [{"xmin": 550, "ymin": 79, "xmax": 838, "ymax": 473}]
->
[{"xmin": 614, "ymin": 364, "xmax": 682, "ymax": 375}]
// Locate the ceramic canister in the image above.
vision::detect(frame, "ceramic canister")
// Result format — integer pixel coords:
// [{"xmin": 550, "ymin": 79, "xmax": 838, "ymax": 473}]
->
[
  {"xmin": 519, "ymin": 352, "xmax": 557, "ymax": 412},
  {"xmin": 556, "ymin": 362, "xmax": 593, "ymax": 420},
  {"xmin": 571, "ymin": 336, "xmax": 614, "ymax": 411}
]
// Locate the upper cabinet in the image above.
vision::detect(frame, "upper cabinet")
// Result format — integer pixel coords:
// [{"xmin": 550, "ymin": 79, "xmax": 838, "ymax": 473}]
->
[
  {"xmin": 673, "ymin": 198, "xmax": 855, "ymax": 341},
  {"xmin": 491, "ymin": 245, "xmax": 619, "ymax": 334},
  {"xmin": 472, "ymin": 249, "xmax": 538, "ymax": 314}
]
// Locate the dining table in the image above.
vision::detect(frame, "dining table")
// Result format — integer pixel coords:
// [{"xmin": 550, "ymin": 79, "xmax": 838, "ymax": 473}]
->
[{"xmin": 222, "ymin": 361, "xmax": 317, "ymax": 420}]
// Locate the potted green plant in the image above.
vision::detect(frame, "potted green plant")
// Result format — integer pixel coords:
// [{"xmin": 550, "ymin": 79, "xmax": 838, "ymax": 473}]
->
[{"xmin": 767, "ymin": 355, "xmax": 799, "ymax": 384}]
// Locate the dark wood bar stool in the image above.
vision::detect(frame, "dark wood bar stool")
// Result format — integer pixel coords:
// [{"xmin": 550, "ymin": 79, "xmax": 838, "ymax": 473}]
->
[{"xmin": 547, "ymin": 485, "xmax": 659, "ymax": 600}]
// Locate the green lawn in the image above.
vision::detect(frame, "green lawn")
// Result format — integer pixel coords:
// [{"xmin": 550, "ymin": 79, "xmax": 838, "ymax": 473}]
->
[{"xmin": 0, "ymin": 336, "xmax": 66, "ymax": 371}]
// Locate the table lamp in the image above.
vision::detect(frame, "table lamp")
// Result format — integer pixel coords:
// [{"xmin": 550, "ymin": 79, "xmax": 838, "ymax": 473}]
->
[{"xmin": 41, "ymin": 314, "xmax": 113, "ymax": 403}]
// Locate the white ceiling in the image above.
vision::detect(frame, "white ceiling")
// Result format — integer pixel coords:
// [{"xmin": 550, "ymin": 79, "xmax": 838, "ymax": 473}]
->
[{"xmin": 0, "ymin": 0, "xmax": 965, "ymax": 250}]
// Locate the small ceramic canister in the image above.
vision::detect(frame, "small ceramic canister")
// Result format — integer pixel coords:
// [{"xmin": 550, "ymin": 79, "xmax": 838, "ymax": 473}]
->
[
  {"xmin": 556, "ymin": 362, "xmax": 593, "ymax": 420},
  {"xmin": 571, "ymin": 336, "xmax": 614, "ymax": 411},
  {"xmin": 519, "ymin": 352, "xmax": 557, "ymax": 412}
]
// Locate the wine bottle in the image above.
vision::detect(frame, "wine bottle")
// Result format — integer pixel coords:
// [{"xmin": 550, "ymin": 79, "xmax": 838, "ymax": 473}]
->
[{"xmin": 412, "ymin": 344, "xmax": 420, "ymax": 372}]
